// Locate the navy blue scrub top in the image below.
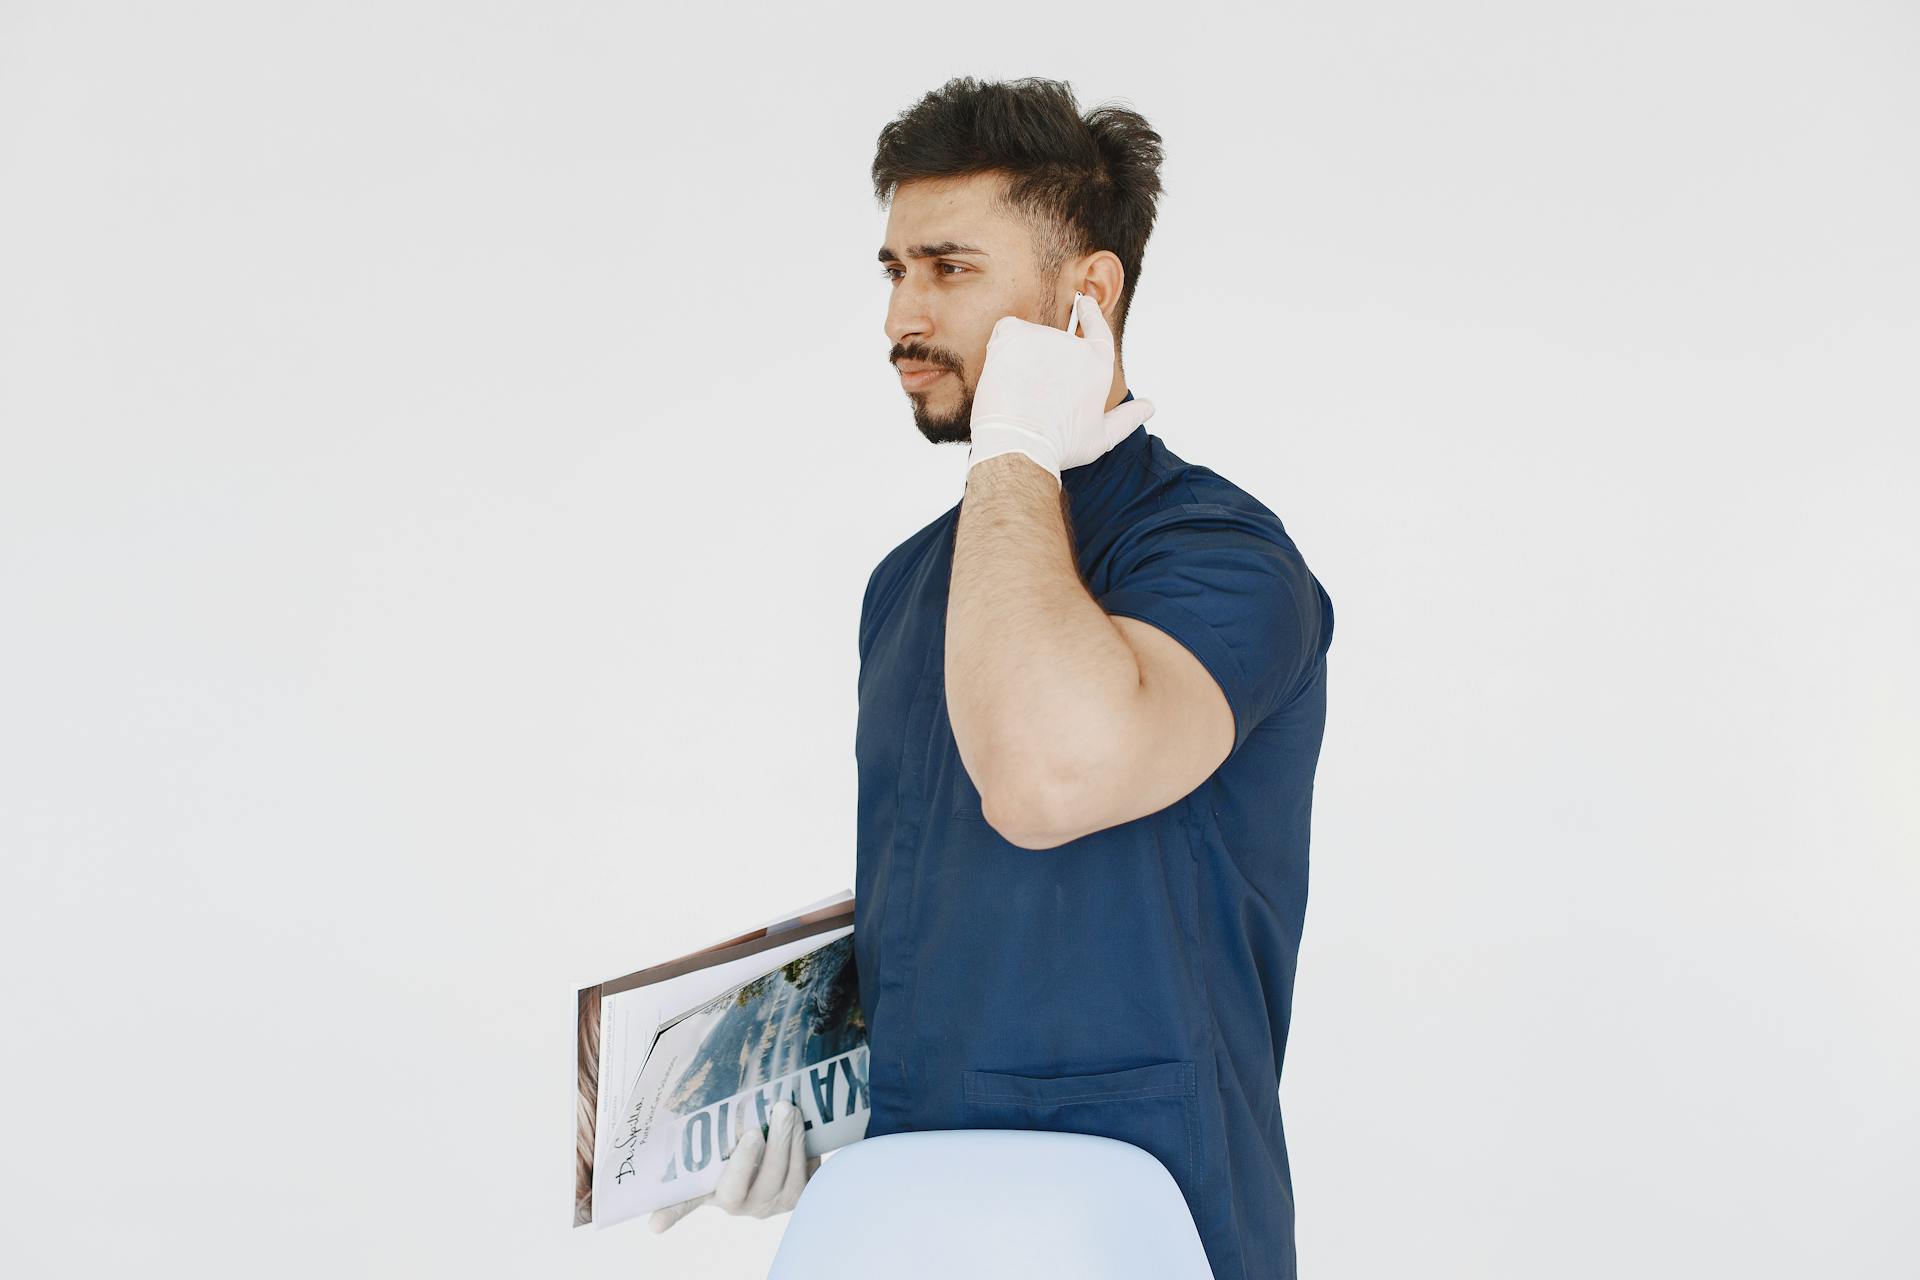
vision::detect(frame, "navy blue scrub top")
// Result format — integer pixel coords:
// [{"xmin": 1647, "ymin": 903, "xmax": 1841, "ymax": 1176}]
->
[{"xmin": 853, "ymin": 391, "xmax": 1334, "ymax": 1280}]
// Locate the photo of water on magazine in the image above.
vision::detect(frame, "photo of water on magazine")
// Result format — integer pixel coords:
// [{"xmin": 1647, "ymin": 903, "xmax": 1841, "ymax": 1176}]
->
[{"xmin": 658, "ymin": 933, "xmax": 866, "ymax": 1119}]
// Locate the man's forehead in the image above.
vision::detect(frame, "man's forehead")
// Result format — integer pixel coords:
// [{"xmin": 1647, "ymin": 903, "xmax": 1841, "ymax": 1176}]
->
[{"xmin": 880, "ymin": 175, "xmax": 1018, "ymax": 260}]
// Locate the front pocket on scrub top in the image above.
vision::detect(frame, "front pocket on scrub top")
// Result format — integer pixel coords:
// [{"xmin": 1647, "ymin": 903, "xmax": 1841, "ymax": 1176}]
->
[{"xmin": 959, "ymin": 1059, "xmax": 1199, "ymax": 1199}]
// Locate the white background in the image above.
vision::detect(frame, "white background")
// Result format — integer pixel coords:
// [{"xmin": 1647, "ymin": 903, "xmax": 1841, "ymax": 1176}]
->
[{"xmin": 2, "ymin": 2, "xmax": 1914, "ymax": 1276}]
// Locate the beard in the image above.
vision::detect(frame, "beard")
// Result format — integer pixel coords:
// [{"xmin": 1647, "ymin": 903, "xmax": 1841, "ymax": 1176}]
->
[{"xmin": 909, "ymin": 370, "xmax": 977, "ymax": 446}]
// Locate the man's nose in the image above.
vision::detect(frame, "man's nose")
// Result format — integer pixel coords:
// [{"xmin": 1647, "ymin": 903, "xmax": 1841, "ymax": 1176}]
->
[{"xmin": 884, "ymin": 286, "xmax": 937, "ymax": 347}]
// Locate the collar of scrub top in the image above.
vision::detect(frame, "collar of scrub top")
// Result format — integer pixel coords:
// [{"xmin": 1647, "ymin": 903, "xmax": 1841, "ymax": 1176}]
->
[{"xmin": 1062, "ymin": 388, "xmax": 1155, "ymax": 491}]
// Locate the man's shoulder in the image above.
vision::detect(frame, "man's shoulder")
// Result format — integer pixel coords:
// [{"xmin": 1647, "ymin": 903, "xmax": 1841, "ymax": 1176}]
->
[
  {"xmin": 1115, "ymin": 434, "xmax": 1336, "ymax": 718},
  {"xmin": 1108, "ymin": 433, "xmax": 1304, "ymax": 563}
]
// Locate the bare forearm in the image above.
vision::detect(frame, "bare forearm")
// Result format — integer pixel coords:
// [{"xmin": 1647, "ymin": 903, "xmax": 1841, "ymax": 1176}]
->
[{"xmin": 945, "ymin": 453, "xmax": 1140, "ymax": 832}]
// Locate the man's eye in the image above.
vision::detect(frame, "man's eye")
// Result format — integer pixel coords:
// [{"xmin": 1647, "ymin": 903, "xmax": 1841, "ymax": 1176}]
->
[{"xmin": 880, "ymin": 263, "xmax": 965, "ymax": 281}]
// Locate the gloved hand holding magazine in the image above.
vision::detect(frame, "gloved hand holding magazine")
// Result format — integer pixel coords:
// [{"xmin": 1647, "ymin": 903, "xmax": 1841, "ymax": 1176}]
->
[{"xmin": 649, "ymin": 1099, "xmax": 821, "ymax": 1232}]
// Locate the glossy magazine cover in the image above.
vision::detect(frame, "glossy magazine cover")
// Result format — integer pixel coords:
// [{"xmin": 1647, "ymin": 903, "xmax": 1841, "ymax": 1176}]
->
[{"xmin": 575, "ymin": 895, "xmax": 868, "ymax": 1228}]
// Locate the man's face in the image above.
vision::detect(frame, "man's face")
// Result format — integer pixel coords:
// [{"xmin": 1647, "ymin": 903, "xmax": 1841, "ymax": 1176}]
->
[{"xmin": 880, "ymin": 173, "xmax": 1064, "ymax": 446}]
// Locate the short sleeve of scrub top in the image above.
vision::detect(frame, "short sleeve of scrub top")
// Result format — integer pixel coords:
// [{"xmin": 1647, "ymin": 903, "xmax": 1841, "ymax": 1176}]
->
[{"xmin": 1095, "ymin": 502, "xmax": 1324, "ymax": 760}]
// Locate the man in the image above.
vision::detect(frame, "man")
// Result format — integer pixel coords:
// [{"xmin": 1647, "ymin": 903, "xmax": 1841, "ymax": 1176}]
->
[{"xmin": 659, "ymin": 77, "xmax": 1335, "ymax": 1280}]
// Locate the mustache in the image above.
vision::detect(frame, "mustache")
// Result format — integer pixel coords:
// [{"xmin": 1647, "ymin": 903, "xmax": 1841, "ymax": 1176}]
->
[{"xmin": 892, "ymin": 349, "xmax": 959, "ymax": 371}]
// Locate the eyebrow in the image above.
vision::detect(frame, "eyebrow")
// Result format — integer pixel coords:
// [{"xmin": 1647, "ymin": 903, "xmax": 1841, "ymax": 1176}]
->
[{"xmin": 876, "ymin": 240, "xmax": 991, "ymax": 264}]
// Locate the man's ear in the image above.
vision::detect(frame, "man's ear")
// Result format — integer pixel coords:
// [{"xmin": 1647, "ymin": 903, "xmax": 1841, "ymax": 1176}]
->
[{"xmin": 1072, "ymin": 251, "xmax": 1126, "ymax": 323}]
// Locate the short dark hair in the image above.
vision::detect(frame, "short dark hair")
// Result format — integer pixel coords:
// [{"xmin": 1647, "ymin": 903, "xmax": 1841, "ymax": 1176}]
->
[{"xmin": 871, "ymin": 76, "xmax": 1165, "ymax": 353}]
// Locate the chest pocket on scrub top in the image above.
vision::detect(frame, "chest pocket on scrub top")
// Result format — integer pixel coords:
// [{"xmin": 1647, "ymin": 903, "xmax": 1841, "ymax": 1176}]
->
[{"xmin": 959, "ymin": 1059, "xmax": 1201, "ymax": 1204}]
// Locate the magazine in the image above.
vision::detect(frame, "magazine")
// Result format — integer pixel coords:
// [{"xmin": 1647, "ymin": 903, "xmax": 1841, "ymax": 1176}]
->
[{"xmin": 574, "ymin": 890, "xmax": 869, "ymax": 1229}]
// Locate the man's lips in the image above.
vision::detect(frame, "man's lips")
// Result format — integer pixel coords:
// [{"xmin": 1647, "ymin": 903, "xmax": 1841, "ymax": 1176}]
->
[{"xmin": 899, "ymin": 367, "xmax": 948, "ymax": 390}]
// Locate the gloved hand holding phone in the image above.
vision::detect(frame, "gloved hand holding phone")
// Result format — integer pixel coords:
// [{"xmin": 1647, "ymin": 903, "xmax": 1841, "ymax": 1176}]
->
[
  {"xmin": 967, "ymin": 290, "xmax": 1154, "ymax": 485},
  {"xmin": 648, "ymin": 1099, "xmax": 820, "ymax": 1233}
]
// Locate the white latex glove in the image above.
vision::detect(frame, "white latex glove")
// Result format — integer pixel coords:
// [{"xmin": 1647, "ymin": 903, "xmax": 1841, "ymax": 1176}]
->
[
  {"xmin": 648, "ymin": 1099, "xmax": 821, "ymax": 1234},
  {"xmin": 967, "ymin": 291, "xmax": 1151, "ymax": 485}
]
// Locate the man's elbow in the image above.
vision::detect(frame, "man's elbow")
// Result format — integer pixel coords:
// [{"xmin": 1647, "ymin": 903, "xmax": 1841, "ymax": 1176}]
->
[
  {"xmin": 984, "ymin": 804, "xmax": 1075, "ymax": 851},
  {"xmin": 981, "ymin": 767, "xmax": 1092, "ymax": 851},
  {"xmin": 975, "ymin": 703, "xmax": 1130, "ymax": 850}
]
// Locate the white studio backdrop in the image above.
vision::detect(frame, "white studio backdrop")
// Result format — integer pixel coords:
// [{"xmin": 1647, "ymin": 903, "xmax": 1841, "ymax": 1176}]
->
[{"xmin": 2, "ymin": 2, "xmax": 1914, "ymax": 1276}]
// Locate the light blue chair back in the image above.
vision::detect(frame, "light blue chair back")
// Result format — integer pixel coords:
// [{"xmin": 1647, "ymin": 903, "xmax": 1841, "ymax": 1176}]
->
[{"xmin": 767, "ymin": 1128, "xmax": 1214, "ymax": 1279}]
